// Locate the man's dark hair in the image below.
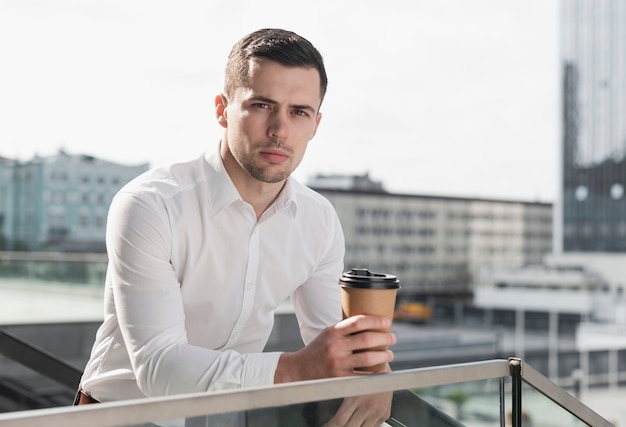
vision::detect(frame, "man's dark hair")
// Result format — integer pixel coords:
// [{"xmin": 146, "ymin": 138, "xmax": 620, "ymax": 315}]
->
[{"xmin": 224, "ymin": 28, "xmax": 328, "ymax": 103}]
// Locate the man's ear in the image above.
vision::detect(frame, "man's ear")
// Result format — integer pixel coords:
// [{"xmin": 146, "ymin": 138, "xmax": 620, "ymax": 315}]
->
[{"xmin": 215, "ymin": 94, "xmax": 228, "ymax": 128}]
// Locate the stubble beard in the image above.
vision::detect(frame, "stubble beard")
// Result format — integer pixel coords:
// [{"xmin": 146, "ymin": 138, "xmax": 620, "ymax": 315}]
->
[
  {"xmin": 243, "ymin": 141, "xmax": 293, "ymax": 184},
  {"xmin": 245, "ymin": 165, "xmax": 290, "ymax": 184}
]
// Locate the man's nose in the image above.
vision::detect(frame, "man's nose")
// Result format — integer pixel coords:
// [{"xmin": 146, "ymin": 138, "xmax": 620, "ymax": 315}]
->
[{"xmin": 268, "ymin": 112, "xmax": 289, "ymax": 140}]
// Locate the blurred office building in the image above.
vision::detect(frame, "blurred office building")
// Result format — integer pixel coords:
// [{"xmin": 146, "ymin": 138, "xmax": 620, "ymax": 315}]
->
[
  {"xmin": 476, "ymin": 1, "xmax": 626, "ymax": 367},
  {"xmin": 560, "ymin": 0, "xmax": 626, "ymax": 253},
  {"xmin": 0, "ymin": 156, "xmax": 13, "ymax": 250},
  {"xmin": 556, "ymin": 0, "xmax": 626, "ymax": 299},
  {"xmin": 0, "ymin": 150, "xmax": 148, "ymax": 252},
  {"xmin": 311, "ymin": 175, "xmax": 553, "ymax": 299},
  {"xmin": 559, "ymin": 0, "xmax": 626, "ymax": 358}
]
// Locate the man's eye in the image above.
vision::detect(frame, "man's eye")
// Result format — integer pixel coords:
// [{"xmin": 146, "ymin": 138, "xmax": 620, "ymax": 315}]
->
[
  {"xmin": 294, "ymin": 110, "xmax": 308, "ymax": 117},
  {"xmin": 253, "ymin": 103, "xmax": 269, "ymax": 109}
]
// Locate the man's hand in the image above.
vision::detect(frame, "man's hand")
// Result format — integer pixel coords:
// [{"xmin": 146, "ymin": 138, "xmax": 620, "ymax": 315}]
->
[
  {"xmin": 274, "ymin": 315, "xmax": 396, "ymax": 383},
  {"xmin": 275, "ymin": 315, "xmax": 396, "ymax": 426},
  {"xmin": 323, "ymin": 391, "xmax": 393, "ymax": 427}
]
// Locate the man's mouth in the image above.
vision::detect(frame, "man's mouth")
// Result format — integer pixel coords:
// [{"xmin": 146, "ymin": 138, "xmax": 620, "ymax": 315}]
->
[{"xmin": 259, "ymin": 149, "xmax": 289, "ymax": 164}]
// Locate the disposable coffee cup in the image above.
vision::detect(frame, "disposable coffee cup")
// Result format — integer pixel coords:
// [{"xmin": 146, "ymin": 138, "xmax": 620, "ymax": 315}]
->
[{"xmin": 339, "ymin": 268, "xmax": 400, "ymax": 372}]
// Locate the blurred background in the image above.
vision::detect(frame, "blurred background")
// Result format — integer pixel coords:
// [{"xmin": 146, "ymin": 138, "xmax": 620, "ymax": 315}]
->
[
  {"xmin": 0, "ymin": 0, "xmax": 559, "ymax": 200},
  {"xmin": 2, "ymin": 0, "xmax": 626, "ymax": 425}
]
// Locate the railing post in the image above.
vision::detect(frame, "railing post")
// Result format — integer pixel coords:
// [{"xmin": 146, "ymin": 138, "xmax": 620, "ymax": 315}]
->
[
  {"xmin": 509, "ymin": 357, "xmax": 522, "ymax": 427},
  {"xmin": 499, "ymin": 377, "xmax": 506, "ymax": 427}
]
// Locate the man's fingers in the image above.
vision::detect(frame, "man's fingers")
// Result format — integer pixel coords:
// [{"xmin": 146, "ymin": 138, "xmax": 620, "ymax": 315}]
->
[
  {"xmin": 350, "ymin": 349, "xmax": 395, "ymax": 371},
  {"xmin": 288, "ymin": 317, "xmax": 396, "ymax": 381},
  {"xmin": 351, "ymin": 330, "xmax": 397, "ymax": 349},
  {"xmin": 323, "ymin": 332, "xmax": 395, "ymax": 376},
  {"xmin": 338, "ymin": 314, "xmax": 391, "ymax": 335},
  {"xmin": 324, "ymin": 393, "xmax": 393, "ymax": 427}
]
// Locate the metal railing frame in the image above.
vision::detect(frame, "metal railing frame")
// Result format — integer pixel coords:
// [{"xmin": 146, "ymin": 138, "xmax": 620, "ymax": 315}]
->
[
  {"xmin": 0, "ymin": 358, "xmax": 614, "ymax": 427},
  {"xmin": 0, "ymin": 328, "xmax": 81, "ymax": 389},
  {"xmin": 510, "ymin": 358, "xmax": 523, "ymax": 427}
]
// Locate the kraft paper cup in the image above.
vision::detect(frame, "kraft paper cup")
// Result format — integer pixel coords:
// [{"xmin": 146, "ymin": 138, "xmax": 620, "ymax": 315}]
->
[{"xmin": 339, "ymin": 268, "xmax": 400, "ymax": 372}]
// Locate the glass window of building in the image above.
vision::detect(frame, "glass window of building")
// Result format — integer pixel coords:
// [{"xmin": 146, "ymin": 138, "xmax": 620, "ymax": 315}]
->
[{"xmin": 561, "ymin": 0, "xmax": 626, "ymax": 251}]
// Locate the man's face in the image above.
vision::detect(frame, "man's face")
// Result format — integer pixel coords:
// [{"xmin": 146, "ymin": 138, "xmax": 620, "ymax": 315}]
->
[{"xmin": 217, "ymin": 58, "xmax": 323, "ymax": 184}]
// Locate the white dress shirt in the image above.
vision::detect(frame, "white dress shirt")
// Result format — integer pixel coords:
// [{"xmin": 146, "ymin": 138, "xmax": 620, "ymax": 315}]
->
[{"xmin": 80, "ymin": 148, "xmax": 345, "ymax": 402}]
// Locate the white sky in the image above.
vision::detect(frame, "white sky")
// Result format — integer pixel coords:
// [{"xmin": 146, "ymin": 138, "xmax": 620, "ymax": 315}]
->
[{"xmin": 0, "ymin": 0, "xmax": 560, "ymax": 202}]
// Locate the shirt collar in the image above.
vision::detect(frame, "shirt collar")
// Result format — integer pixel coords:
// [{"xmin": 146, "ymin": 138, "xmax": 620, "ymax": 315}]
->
[
  {"xmin": 204, "ymin": 148, "xmax": 298, "ymax": 219},
  {"xmin": 270, "ymin": 177, "xmax": 298, "ymax": 218},
  {"xmin": 204, "ymin": 150, "xmax": 240, "ymax": 217}
]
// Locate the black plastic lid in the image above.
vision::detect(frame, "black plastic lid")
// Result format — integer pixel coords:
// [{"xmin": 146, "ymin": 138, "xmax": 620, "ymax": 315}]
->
[{"xmin": 339, "ymin": 268, "xmax": 400, "ymax": 289}]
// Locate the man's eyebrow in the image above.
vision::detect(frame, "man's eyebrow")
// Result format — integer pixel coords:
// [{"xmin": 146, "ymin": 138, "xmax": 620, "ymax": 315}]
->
[
  {"xmin": 292, "ymin": 103, "xmax": 317, "ymax": 113},
  {"xmin": 250, "ymin": 95, "xmax": 277, "ymax": 105},
  {"xmin": 251, "ymin": 95, "xmax": 317, "ymax": 113}
]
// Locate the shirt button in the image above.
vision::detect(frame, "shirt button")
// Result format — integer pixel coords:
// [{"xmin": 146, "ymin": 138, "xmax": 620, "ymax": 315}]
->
[{"xmin": 246, "ymin": 282, "xmax": 253, "ymax": 290}]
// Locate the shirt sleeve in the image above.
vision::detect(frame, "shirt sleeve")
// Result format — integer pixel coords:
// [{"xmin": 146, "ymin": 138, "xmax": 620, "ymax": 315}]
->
[
  {"xmin": 106, "ymin": 192, "xmax": 281, "ymax": 396},
  {"xmin": 290, "ymin": 208, "xmax": 345, "ymax": 344}
]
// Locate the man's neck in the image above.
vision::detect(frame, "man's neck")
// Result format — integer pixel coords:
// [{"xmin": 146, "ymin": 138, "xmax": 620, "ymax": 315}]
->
[
  {"xmin": 238, "ymin": 178, "xmax": 285, "ymax": 221},
  {"xmin": 220, "ymin": 144, "xmax": 286, "ymax": 220}
]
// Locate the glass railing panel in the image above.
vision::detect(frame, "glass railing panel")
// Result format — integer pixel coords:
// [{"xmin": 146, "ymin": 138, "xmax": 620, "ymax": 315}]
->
[
  {"xmin": 518, "ymin": 360, "xmax": 614, "ymax": 427},
  {"xmin": 0, "ymin": 360, "xmax": 613, "ymax": 427},
  {"xmin": 147, "ymin": 383, "xmax": 507, "ymax": 427},
  {"xmin": 149, "ymin": 389, "xmax": 468, "ymax": 427},
  {"xmin": 413, "ymin": 379, "xmax": 503, "ymax": 427},
  {"xmin": 520, "ymin": 381, "xmax": 587, "ymax": 427}
]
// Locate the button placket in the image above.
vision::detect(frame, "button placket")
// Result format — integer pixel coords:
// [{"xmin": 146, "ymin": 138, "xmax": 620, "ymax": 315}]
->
[{"xmin": 224, "ymin": 224, "xmax": 259, "ymax": 346}]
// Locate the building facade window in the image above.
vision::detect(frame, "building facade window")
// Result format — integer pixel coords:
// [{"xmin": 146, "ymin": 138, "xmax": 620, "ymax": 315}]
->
[{"xmin": 561, "ymin": 0, "xmax": 626, "ymax": 252}]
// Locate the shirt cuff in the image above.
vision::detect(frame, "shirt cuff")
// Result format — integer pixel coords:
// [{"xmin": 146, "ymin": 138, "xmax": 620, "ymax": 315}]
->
[{"xmin": 241, "ymin": 351, "xmax": 283, "ymax": 388}]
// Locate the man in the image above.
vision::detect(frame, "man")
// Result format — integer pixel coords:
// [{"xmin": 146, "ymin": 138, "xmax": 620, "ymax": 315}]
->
[{"xmin": 77, "ymin": 28, "xmax": 394, "ymax": 426}]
